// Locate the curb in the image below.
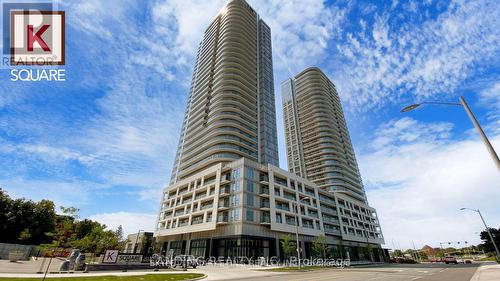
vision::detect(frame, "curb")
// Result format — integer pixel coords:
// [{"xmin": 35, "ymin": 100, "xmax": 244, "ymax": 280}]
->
[
  {"xmin": 470, "ymin": 265, "xmax": 485, "ymax": 281},
  {"xmin": 0, "ymin": 272, "xmax": 208, "ymax": 279},
  {"xmin": 189, "ymin": 274, "xmax": 208, "ymax": 281}
]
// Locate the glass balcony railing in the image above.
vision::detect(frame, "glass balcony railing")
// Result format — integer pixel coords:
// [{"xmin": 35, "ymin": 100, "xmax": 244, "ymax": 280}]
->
[
  {"xmin": 217, "ymin": 215, "xmax": 228, "ymax": 222},
  {"xmin": 260, "ymin": 202, "xmax": 270, "ymax": 208},
  {"xmin": 219, "ymin": 187, "xmax": 230, "ymax": 195},
  {"xmin": 200, "ymin": 204, "xmax": 213, "ymax": 210},
  {"xmin": 260, "ymin": 216, "xmax": 271, "ymax": 223}
]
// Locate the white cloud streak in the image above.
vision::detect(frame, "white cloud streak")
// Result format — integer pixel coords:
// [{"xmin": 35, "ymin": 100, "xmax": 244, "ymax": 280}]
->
[
  {"xmin": 360, "ymin": 118, "xmax": 500, "ymax": 249},
  {"xmin": 89, "ymin": 212, "xmax": 157, "ymax": 235},
  {"xmin": 335, "ymin": 0, "xmax": 500, "ymax": 111}
]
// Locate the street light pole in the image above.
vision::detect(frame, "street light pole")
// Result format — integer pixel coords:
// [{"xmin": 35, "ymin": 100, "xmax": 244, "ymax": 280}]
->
[
  {"xmin": 459, "ymin": 97, "xmax": 500, "ymax": 170},
  {"xmin": 461, "ymin": 208, "xmax": 500, "ymax": 262},
  {"xmin": 401, "ymin": 96, "xmax": 500, "ymax": 171},
  {"xmin": 293, "ymin": 196, "xmax": 309, "ymax": 268},
  {"xmin": 294, "ymin": 203, "xmax": 301, "ymax": 268}
]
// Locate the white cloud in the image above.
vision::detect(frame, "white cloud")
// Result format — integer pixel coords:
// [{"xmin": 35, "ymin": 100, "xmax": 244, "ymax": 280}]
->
[
  {"xmin": 89, "ymin": 212, "xmax": 157, "ymax": 236},
  {"xmin": 335, "ymin": 0, "xmax": 500, "ymax": 111},
  {"xmin": 360, "ymin": 118, "xmax": 500, "ymax": 249},
  {"xmin": 371, "ymin": 117, "xmax": 453, "ymax": 150},
  {"xmin": 248, "ymin": 0, "xmax": 346, "ymax": 75},
  {"xmin": 478, "ymin": 82, "xmax": 500, "ymax": 134}
]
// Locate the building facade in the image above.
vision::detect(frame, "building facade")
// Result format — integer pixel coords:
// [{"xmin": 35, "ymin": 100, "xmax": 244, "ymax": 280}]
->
[
  {"xmin": 156, "ymin": 158, "xmax": 385, "ymax": 261},
  {"xmin": 124, "ymin": 232, "xmax": 153, "ymax": 254},
  {"xmin": 282, "ymin": 67, "xmax": 367, "ymax": 202},
  {"xmin": 169, "ymin": 0, "xmax": 279, "ymax": 185},
  {"xmin": 281, "ymin": 66, "xmax": 384, "ymax": 251},
  {"xmin": 155, "ymin": 1, "xmax": 385, "ymax": 262}
]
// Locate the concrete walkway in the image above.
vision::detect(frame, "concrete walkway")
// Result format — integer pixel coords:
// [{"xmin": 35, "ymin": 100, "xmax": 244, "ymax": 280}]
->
[
  {"xmin": 0, "ymin": 262, "xmax": 285, "ymax": 280},
  {"xmin": 470, "ymin": 264, "xmax": 500, "ymax": 281},
  {"xmin": 0, "ymin": 258, "xmax": 63, "ymax": 274}
]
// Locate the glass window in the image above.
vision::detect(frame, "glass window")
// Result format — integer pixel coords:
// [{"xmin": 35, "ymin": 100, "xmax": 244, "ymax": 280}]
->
[
  {"xmin": 247, "ymin": 194, "xmax": 254, "ymax": 206},
  {"xmin": 246, "ymin": 167, "xmax": 254, "ymax": 180},
  {"xmin": 231, "ymin": 168, "xmax": 241, "ymax": 192},
  {"xmin": 246, "ymin": 181, "xmax": 254, "ymax": 193},
  {"xmin": 276, "ymin": 213, "xmax": 282, "ymax": 223},
  {"xmin": 231, "ymin": 195, "xmax": 240, "ymax": 206},
  {"xmin": 246, "ymin": 209, "xmax": 254, "ymax": 222},
  {"xmin": 230, "ymin": 209, "xmax": 240, "ymax": 221}
]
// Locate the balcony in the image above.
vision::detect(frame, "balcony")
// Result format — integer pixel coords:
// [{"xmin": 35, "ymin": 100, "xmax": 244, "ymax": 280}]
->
[
  {"xmin": 260, "ymin": 211, "xmax": 271, "ymax": 224},
  {"xmin": 259, "ymin": 188, "xmax": 270, "ymax": 197},
  {"xmin": 260, "ymin": 216, "xmax": 271, "ymax": 224},
  {"xmin": 217, "ymin": 214, "xmax": 229, "ymax": 224},
  {"xmin": 194, "ymin": 193, "xmax": 206, "ymax": 200},
  {"xmin": 200, "ymin": 203, "xmax": 213, "ymax": 211},
  {"xmin": 276, "ymin": 203, "xmax": 290, "ymax": 212},
  {"xmin": 219, "ymin": 186, "xmax": 230, "ymax": 196},
  {"xmin": 283, "ymin": 193, "xmax": 296, "ymax": 201},
  {"xmin": 323, "ymin": 217, "xmax": 340, "ymax": 224},
  {"xmin": 259, "ymin": 175, "xmax": 269, "ymax": 184},
  {"xmin": 204, "ymin": 178, "xmax": 216, "ymax": 186},
  {"xmin": 260, "ymin": 201, "xmax": 270, "ymax": 209},
  {"xmin": 324, "ymin": 226, "xmax": 341, "ymax": 235},
  {"xmin": 191, "ymin": 216, "xmax": 204, "ymax": 225},
  {"xmin": 218, "ymin": 201, "xmax": 229, "ymax": 210}
]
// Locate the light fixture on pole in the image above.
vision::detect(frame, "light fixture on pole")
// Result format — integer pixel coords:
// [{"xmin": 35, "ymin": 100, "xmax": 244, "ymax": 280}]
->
[
  {"xmin": 294, "ymin": 195, "xmax": 309, "ymax": 268},
  {"xmin": 401, "ymin": 96, "xmax": 500, "ymax": 170},
  {"xmin": 460, "ymin": 208, "xmax": 500, "ymax": 262}
]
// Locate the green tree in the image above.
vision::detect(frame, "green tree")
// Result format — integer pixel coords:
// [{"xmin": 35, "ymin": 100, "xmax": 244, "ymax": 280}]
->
[
  {"xmin": 281, "ymin": 234, "xmax": 296, "ymax": 259},
  {"xmin": 366, "ymin": 244, "xmax": 373, "ymax": 261},
  {"xmin": 418, "ymin": 251, "xmax": 428, "ymax": 261},
  {"xmin": 312, "ymin": 235, "xmax": 328, "ymax": 259},
  {"xmin": 29, "ymin": 200, "xmax": 56, "ymax": 244},
  {"xmin": 140, "ymin": 233, "xmax": 153, "ymax": 254},
  {"xmin": 51, "ymin": 213, "xmax": 76, "ymax": 248},
  {"xmin": 0, "ymin": 189, "xmax": 124, "ymax": 254},
  {"xmin": 393, "ymin": 249, "xmax": 403, "ymax": 257},
  {"xmin": 0, "ymin": 189, "xmax": 56, "ymax": 245},
  {"xmin": 338, "ymin": 240, "xmax": 345, "ymax": 259},
  {"xmin": 75, "ymin": 219, "xmax": 102, "ymax": 240},
  {"xmin": 60, "ymin": 206, "xmax": 80, "ymax": 219},
  {"xmin": 480, "ymin": 227, "xmax": 500, "ymax": 256},
  {"xmin": 71, "ymin": 224, "xmax": 121, "ymax": 254},
  {"xmin": 0, "ymin": 188, "xmax": 11, "ymax": 237}
]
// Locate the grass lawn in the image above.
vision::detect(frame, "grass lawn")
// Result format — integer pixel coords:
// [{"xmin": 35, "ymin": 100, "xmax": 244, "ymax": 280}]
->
[{"xmin": 0, "ymin": 273, "xmax": 204, "ymax": 281}]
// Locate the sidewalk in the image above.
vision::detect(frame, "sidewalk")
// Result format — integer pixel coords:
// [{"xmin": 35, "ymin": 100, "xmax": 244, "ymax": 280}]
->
[
  {"xmin": 470, "ymin": 264, "xmax": 500, "ymax": 281},
  {"xmin": 0, "ymin": 263, "xmax": 286, "ymax": 280},
  {"xmin": 0, "ymin": 271, "xmax": 207, "ymax": 279}
]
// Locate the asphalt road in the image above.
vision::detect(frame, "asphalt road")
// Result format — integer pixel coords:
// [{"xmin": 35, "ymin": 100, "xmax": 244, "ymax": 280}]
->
[{"xmin": 231, "ymin": 263, "xmax": 481, "ymax": 281}]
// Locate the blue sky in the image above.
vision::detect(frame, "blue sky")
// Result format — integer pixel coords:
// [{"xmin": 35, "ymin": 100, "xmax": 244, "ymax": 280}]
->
[{"xmin": 1, "ymin": 0, "xmax": 499, "ymax": 250}]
